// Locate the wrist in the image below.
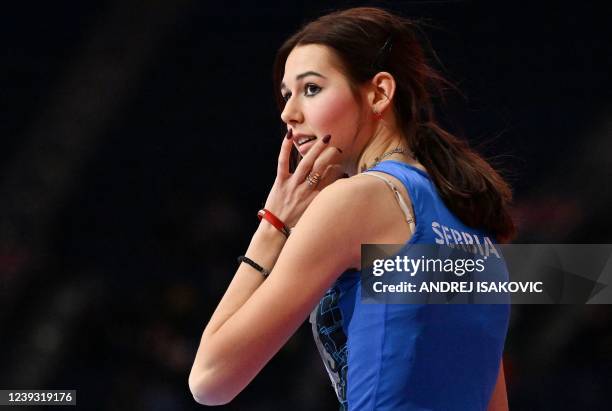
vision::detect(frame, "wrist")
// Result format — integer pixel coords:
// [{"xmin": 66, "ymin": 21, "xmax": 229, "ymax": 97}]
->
[
  {"xmin": 257, "ymin": 208, "xmax": 291, "ymax": 238},
  {"xmin": 243, "ymin": 222, "xmax": 286, "ymax": 275},
  {"xmin": 255, "ymin": 220, "xmax": 289, "ymax": 243}
]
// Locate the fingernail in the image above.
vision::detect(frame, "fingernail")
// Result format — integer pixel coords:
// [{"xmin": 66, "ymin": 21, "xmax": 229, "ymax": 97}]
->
[
  {"xmin": 322, "ymin": 134, "xmax": 331, "ymax": 144},
  {"xmin": 286, "ymin": 129, "xmax": 293, "ymax": 139},
  {"xmin": 336, "ymin": 147, "xmax": 343, "ymax": 154}
]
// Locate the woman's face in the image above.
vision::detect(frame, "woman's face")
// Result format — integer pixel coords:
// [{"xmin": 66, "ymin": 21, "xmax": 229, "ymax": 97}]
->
[{"xmin": 280, "ymin": 44, "xmax": 371, "ymax": 164}]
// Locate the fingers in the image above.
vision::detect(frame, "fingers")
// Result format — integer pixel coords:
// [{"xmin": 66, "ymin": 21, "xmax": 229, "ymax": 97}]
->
[
  {"xmin": 316, "ymin": 163, "xmax": 347, "ymax": 190},
  {"xmin": 302, "ymin": 145, "xmax": 344, "ymax": 190},
  {"xmin": 294, "ymin": 134, "xmax": 341, "ymax": 181},
  {"xmin": 277, "ymin": 129, "xmax": 293, "ymax": 178},
  {"xmin": 311, "ymin": 144, "xmax": 345, "ymax": 185}
]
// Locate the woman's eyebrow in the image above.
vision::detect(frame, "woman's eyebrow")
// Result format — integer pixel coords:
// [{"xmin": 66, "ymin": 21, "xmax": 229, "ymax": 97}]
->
[{"xmin": 280, "ymin": 71, "xmax": 327, "ymax": 91}]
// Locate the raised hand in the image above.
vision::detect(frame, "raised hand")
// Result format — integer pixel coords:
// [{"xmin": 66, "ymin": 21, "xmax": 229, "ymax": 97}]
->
[{"xmin": 262, "ymin": 129, "xmax": 346, "ymax": 229}]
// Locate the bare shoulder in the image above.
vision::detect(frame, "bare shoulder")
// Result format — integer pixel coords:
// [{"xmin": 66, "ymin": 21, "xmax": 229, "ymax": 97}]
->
[
  {"xmin": 294, "ymin": 174, "xmax": 414, "ymax": 269},
  {"xmin": 316, "ymin": 174, "xmax": 381, "ymax": 206},
  {"xmin": 313, "ymin": 173, "xmax": 413, "ymax": 233},
  {"xmin": 347, "ymin": 172, "xmax": 414, "ymax": 239},
  {"xmin": 294, "ymin": 177, "xmax": 375, "ymax": 243},
  {"xmin": 307, "ymin": 175, "xmax": 393, "ymax": 224},
  {"xmin": 317, "ymin": 171, "xmax": 407, "ymax": 204}
]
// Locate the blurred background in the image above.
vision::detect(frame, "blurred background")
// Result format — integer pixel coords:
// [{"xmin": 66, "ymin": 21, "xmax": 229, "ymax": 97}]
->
[{"xmin": 1, "ymin": 1, "xmax": 611, "ymax": 409}]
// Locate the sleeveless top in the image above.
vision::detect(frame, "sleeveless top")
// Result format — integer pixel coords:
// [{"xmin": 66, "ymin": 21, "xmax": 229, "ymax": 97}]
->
[{"xmin": 309, "ymin": 160, "xmax": 510, "ymax": 411}]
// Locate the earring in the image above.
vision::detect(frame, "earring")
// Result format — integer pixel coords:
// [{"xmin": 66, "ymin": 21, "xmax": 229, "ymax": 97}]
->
[{"xmin": 373, "ymin": 109, "xmax": 383, "ymax": 120}]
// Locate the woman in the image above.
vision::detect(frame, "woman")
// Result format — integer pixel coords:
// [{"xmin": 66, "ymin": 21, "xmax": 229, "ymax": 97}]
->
[{"xmin": 189, "ymin": 7, "xmax": 514, "ymax": 410}]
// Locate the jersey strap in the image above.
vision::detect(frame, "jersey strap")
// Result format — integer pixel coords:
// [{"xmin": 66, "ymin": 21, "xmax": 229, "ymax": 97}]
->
[{"xmin": 360, "ymin": 171, "xmax": 415, "ymax": 225}]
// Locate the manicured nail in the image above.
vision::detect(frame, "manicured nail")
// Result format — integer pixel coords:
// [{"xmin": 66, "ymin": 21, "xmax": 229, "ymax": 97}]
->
[
  {"xmin": 286, "ymin": 129, "xmax": 293, "ymax": 139},
  {"xmin": 322, "ymin": 134, "xmax": 331, "ymax": 144}
]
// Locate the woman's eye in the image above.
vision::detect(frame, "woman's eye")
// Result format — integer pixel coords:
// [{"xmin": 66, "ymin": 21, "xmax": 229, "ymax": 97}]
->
[
  {"xmin": 282, "ymin": 92, "xmax": 292, "ymax": 102},
  {"xmin": 304, "ymin": 83, "xmax": 321, "ymax": 96}
]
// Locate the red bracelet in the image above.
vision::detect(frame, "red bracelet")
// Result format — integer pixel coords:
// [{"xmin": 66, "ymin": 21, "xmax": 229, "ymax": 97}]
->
[{"xmin": 257, "ymin": 208, "xmax": 291, "ymax": 238}]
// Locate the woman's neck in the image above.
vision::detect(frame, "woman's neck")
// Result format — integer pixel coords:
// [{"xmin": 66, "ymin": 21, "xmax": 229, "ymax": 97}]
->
[{"xmin": 354, "ymin": 126, "xmax": 417, "ymax": 175}]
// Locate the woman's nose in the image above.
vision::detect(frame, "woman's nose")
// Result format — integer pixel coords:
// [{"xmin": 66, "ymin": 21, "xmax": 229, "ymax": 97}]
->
[{"xmin": 280, "ymin": 98, "xmax": 303, "ymax": 125}]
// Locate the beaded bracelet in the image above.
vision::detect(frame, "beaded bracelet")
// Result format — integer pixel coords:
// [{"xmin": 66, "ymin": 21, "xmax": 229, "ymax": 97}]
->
[{"xmin": 237, "ymin": 255, "xmax": 271, "ymax": 278}]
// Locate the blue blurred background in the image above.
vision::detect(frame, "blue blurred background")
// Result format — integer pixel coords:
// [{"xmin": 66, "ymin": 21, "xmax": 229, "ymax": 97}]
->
[{"xmin": 1, "ymin": 1, "xmax": 611, "ymax": 409}]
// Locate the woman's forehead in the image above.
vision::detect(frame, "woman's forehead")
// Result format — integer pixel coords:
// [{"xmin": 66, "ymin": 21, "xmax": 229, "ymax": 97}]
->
[{"xmin": 283, "ymin": 44, "xmax": 343, "ymax": 83}]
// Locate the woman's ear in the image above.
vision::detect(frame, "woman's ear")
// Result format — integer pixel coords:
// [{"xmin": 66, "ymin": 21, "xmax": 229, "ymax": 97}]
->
[{"xmin": 367, "ymin": 71, "xmax": 396, "ymax": 115}]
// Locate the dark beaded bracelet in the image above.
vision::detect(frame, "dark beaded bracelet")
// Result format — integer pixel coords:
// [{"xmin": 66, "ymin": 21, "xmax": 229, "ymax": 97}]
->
[{"xmin": 237, "ymin": 255, "xmax": 271, "ymax": 278}]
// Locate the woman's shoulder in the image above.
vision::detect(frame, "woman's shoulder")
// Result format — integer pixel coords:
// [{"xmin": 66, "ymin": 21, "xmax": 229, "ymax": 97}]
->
[
  {"xmin": 318, "ymin": 173, "xmax": 414, "ymax": 245},
  {"xmin": 319, "ymin": 172, "xmax": 399, "ymax": 208}
]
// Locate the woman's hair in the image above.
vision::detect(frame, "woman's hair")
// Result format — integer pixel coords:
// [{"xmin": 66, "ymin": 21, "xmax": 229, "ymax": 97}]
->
[{"xmin": 272, "ymin": 7, "xmax": 515, "ymax": 242}]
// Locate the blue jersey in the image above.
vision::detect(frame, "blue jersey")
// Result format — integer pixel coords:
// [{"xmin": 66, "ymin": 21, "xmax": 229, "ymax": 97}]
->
[{"xmin": 310, "ymin": 160, "xmax": 510, "ymax": 411}]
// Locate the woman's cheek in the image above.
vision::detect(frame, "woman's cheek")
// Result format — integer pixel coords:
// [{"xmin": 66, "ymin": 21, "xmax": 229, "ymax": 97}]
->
[{"xmin": 312, "ymin": 93, "xmax": 357, "ymax": 134}]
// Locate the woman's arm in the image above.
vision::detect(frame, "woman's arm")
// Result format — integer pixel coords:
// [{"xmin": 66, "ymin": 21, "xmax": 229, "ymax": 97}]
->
[
  {"xmin": 487, "ymin": 359, "xmax": 509, "ymax": 411},
  {"xmin": 188, "ymin": 222, "xmax": 286, "ymax": 404},
  {"xmin": 196, "ymin": 222, "xmax": 286, "ymax": 341},
  {"xmin": 189, "ymin": 132, "xmax": 349, "ymax": 405},
  {"xmin": 188, "ymin": 179, "xmax": 363, "ymax": 405}
]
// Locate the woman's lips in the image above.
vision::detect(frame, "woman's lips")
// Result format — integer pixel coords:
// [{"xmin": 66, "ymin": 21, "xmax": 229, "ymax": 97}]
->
[
  {"xmin": 296, "ymin": 137, "xmax": 317, "ymax": 155},
  {"xmin": 296, "ymin": 135, "xmax": 316, "ymax": 145}
]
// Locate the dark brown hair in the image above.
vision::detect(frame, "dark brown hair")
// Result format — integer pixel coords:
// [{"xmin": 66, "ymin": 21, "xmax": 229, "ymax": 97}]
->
[{"xmin": 272, "ymin": 7, "xmax": 515, "ymax": 242}]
